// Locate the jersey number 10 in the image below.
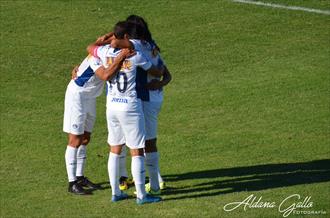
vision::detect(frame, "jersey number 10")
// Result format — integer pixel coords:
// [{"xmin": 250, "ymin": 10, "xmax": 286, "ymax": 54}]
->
[{"xmin": 109, "ymin": 72, "xmax": 128, "ymax": 93}]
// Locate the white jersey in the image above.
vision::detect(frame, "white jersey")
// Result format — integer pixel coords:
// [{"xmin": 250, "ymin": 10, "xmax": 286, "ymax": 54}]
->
[
  {"xmin": 94, "ymin": 45, "xmax": 152, "ymax": 111},
  {"xmin": 67, "ymin": 55, "xmax": 103, "ymax": 99},
  {"xmin": 130, "ymin": 39, "xmax": 164, "ymax": 102}
]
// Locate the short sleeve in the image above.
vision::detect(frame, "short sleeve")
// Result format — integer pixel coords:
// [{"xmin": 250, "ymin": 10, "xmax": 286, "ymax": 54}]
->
[
  {"xmin": 129, "ymin": 39, "xmax": 142, "ymax": 51},
  {"xmin": 134, "ymin": 52, "xmax": 152, "ymax": 71},
  {"xmin": 88, "ymin": 56, "xmax": 102, "ymax": 72},
  {"xmin": 93, "ymin": 45, "xmax": 111, "ymax": 60}
]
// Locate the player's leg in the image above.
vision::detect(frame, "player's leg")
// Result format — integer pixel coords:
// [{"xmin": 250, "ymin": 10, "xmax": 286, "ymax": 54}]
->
[
  {"xmin": 106, "ymin": 109, "xmax": 128, "ymax": 202},
  {"xmin": 130, "ymin": 148, "xmax": 161, "ymax": 205},
  {"xmin": 66, "ymin": 133, "xmax": 82, "ymax": 187},
  {"xmin": 143, "ymin": 101, "xmax": 163, "ymax": 193},
  {"xmin": 76, "ymin": 131, "xmax": 90, "ymax": 180},
  {"xmin": 109, "ymin": 144, "xmax": 128, "ymax": 202},
  {"xmin": 76, "ymin": 131, "xmax": 101, "ymax": 189},
  {"xmin": 118, "ymin": 145, "xmax": 133, "ymax": 191},
  {"xmin": 121, "ymin": 110, "xmax": 161, "ymax": 204},
  {"xmin": 63, "ymin": 89, "xmax": 90, "ymax": 195},
  {"xmin": 65, "ymin": 134, "xmax": 90, "ymax": 195},
  {"xmin": 130, "ymin": 148, "xmax": 147, "ymax": 200},
  {"xmin": 75, "ymin": 99, "xmax": 101, "ymax": 189},
  {"xmin": 144, "ymin": 139, "xmax": 160, "ymax": 193}
]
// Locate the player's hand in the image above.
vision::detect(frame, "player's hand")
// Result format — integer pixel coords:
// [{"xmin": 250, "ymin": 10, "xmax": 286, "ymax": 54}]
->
[
  {"xmin": 120, "ymin": 48, "xmax": 136, "ymax": 59},
  {"xmin": 145, "ymin": 79, "xmax": 163, "ymax": 90},
  {"xmin": 71, "ymin": 65, "xmax": 79, "ymax": 80},
  {"xmin": 95, "ymin": 32, "xmax": 114, "ymax": 45}
]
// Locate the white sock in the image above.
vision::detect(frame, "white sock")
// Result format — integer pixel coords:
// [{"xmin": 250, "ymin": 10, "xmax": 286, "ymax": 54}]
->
[
  {"xmin": 119, "ymin": 146, "xmax": 128, "ymax": 178},
  {"xmin": 131, "ymin": 156, "xmax": 146, "ymax": 199},
  {"xmin": 65, "ymin": 146, "xmax": 78, "ymax": 182},
  {"xmin": 108, "ymin": 152, "xmax": 121, "ymax": 196},
  {"xmin": 157, "ymin": 153, "xmax": 164, "ymax": 183},
  {"xmin": 145, "ymin": 152, "xmax": 160, "ymax": 191},
  {"xmin": 76, "ymin": 145, "xmax": 87, "ymax": 177},
  {"xmin": 158, "ymin": 171, "xmax": 164, "ymax": 183}
]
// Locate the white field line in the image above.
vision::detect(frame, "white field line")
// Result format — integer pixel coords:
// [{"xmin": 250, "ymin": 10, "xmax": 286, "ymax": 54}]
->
[{"xmin": 232, "ymin": 0, "xmax": 330, "ymax": 15}]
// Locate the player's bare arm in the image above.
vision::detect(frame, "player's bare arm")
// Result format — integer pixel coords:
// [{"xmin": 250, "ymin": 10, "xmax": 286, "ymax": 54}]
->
[
  {"xmin": 147, "ymin": 65, "xmax": 164, "ymax": 77},
  {"xmin": 86, "ymin": 33, "xmax": 115, "ymax": 56},
  {"xmin": 95, "ymin": 32, "xmax": 114, "ymax": 45},
  {"xmin": 71, "ymin": 65, "xmax": 79, "ymax": 80},
  {"xmin": 160, "ymin": 65, "xmax": 172, "ymax": 86},
  {"xmin": 95, "ymin": 49, "xmax": 135, "ymax": 81},
  {"xmin": 145, "ymin": 66, "xmax": 172, "ymax": 90}
]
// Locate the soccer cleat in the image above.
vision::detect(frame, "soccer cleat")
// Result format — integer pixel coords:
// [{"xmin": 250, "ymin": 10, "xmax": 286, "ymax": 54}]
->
[
  {"xmin": 77, "ymin": 176, "xmax": 101, "ymax": 190},
  {"xmin": 145, "ymin": 182, "xmax": 151, "ymax": 192},
  {"xmin": 127, "ymin": 178, "xmax": 134, "ymax": 186},
  {"xmin": 111, "ymin": 192, "xmax": 129, "ymax": 202},
  {"xmin": 68, "ymin": 181, "xmax": 91, "ymax": 195},
  {"xmin": 148, "ymin": 189, "xmax": 161, "ymax": 196},
  {"xmin": 145, "ymin": 182, "xmax": 166, "ymax": 191},
  {"xmin": 160, "ymin": 182, "xmax": 166, "ymax": 190},
  {"xmin": 119, "ymin": 177, "xmax": 134, "ymax": 191},
  {"xmin": 136, "ymin": 194, "xmax": 162, "ymax": 205},
  {"xmin": 145, "ymin": 183, "xmax": 161, "ymax": 195}
]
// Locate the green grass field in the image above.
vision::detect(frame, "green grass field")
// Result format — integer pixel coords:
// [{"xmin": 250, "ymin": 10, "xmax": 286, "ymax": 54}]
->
[{"xmin": 1, "ymin": 0, "xmax": 329, "ymax": 217}]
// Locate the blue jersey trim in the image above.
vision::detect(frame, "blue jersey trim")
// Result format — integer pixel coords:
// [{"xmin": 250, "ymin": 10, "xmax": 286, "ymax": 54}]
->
[
  {"xmin": 105, "ymin": 82, "xmax": 108, "ymax": 96},
  {"xmin": 74, "ymin": 66, "xmax": 94, "ymax": 87},
  {"xmin": 135, "ymin": 67, "xmax": 149, "ymax": 101},
  {"xmin": 113, "ymin": 48, "xmax": 121, "ymax": 53},
  {"xmin": 157, "ymin": 58, "xmax": 164, "ymax": 68}
]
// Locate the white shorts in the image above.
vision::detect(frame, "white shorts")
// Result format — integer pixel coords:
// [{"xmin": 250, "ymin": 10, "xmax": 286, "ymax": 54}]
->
[
  {"xmin": 63, "ymin": 88, "xmax": 96, "ymax": 135},
  {"xmin": 106, "ymin": 107, "xmax": 146, "ymax": 149},
  {"xmin": 142, "ymin": 101, "xmax": 162, "ymax": 140}
]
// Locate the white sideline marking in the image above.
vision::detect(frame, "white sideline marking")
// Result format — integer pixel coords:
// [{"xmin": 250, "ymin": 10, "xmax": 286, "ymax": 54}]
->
[{"xmin": 232, "ymin": 0, "xmax": 330, "ymax": 15}]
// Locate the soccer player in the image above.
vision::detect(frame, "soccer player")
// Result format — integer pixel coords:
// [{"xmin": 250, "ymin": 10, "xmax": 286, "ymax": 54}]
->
[
  {"xmin": 63, "ymin": 47, "xmax": 132, "ymax": 195},
  {"xmin": 110, "ymin": 15, "xmax": 172, "ymax": 194},
  {"xmin": 87, "ymin": 21, "xmax": 163, "ymax": 204}
]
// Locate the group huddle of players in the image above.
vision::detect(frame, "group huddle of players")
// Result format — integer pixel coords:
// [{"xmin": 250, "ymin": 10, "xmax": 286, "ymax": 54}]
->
[{"xmin": 63, "ymin": 15, "xmax": 171, "ymax": 205}]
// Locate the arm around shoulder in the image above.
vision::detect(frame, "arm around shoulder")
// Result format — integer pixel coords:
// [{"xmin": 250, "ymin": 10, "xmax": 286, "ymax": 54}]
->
[
  {"xmin": 160, "ymin": 66, "xmax": 172, "ymax": 86},
  {"xmin": 94, "ymin": 49, "xmax": 134, "ymax": 81}
]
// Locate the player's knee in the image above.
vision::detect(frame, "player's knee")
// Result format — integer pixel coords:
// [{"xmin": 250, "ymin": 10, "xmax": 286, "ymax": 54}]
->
[
  {"xmin": 82, "ymin": 132, "xmax": 91, "ymax": 145},
  {"xmin": 145, "ymin": 138, "xmax": 157, "ymax": 153},
  {"xmin": 130, "ymin": 148, "xmax": 144, "ymax": 156},
  {"xmin": 110, "ymin": 144, "xmax": 123, "ymax": 155},
  {"xmin": 68, "ymin": 134, "xmax": 83, "ymax": 147}
]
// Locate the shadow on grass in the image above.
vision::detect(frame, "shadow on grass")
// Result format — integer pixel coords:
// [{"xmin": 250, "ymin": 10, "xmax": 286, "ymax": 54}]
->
[{"xmin": 161, "ymin": 159, "xmax": 330, "ymax": 201}]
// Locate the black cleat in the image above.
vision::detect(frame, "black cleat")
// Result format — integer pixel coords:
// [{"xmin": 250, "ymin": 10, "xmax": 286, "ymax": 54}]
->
[
  {"xmin": 77, "ymin": 176, "xmax": 101, "ymax": 190},
  {"xmin": 68, "ymin": 181, "xmax": 91, "ymax": 195}
]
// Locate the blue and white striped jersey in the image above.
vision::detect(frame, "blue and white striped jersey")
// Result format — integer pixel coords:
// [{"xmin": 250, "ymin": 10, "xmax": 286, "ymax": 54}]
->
[
  {"xmin": 67, "ymin": 55, "xmax": 104, "ymax": 99},
  {"xmin": 130, "ymin": 39, "xmax": 164, "ymax": 103},
  {"xmin": 94, "ymin": 44, "xmax": 153, "ymax": 111}
]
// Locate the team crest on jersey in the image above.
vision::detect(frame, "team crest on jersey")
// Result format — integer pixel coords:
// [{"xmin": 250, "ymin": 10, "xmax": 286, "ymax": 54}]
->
[{"xmin": 107, "ymin": 57, "xmax": 132, "ymax": 70}]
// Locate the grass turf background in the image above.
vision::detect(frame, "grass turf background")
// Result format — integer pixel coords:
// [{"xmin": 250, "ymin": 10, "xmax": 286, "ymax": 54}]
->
[{"xmin": 1, "ymin": 0, "xmax": 329, "ymax": 217}]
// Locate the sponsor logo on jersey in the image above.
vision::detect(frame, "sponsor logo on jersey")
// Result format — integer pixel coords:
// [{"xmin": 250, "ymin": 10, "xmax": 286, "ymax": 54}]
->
[
  {"xmin": 111, "ymin": 97, "xmax": 128, "ymax": 103},
  {"xmin": 107, "ymin": 57, "xmax": 132, "ymax": 70}
]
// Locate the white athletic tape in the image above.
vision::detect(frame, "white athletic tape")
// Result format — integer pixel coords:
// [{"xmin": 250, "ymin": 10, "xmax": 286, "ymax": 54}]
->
[{"xmin": 232, "ymin": 0, "xmax": 330, "ymax": 15}]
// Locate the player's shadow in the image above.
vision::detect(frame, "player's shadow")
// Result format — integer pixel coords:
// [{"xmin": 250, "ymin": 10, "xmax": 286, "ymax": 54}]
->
[
  {"xmin": 86, "ymin": 182, "xmax": 110, "ymax": 193},
  {"xmin": 161, "ymin": 159, "xmax": 330, "ymax": 201}
]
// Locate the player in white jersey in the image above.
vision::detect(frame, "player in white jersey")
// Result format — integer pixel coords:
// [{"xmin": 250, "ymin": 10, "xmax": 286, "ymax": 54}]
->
[
  {"xmin": 109, "ymin": 15, "xmax": 172, "ymax": 194},
  {"xmin": 63, "ymin": 48, "xmax": 132, "ymax": 195},
  {"xmin": 87, "ymin": 21, "xmax": 163, "ymax": 204}
]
